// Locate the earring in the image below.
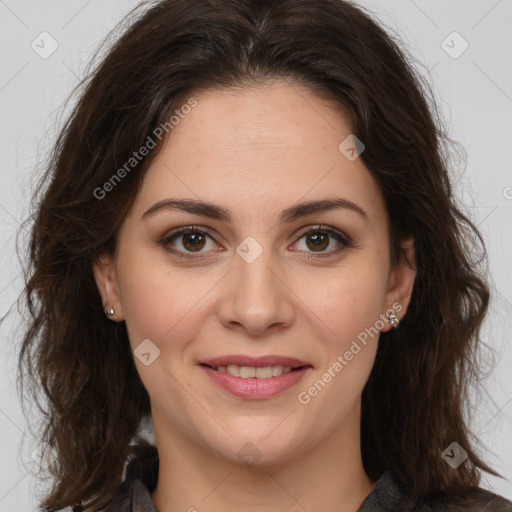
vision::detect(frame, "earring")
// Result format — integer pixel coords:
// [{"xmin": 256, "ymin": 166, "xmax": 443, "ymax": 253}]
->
[
  {"xmin": 389, "ymin": 311, "xmax": 399, "ymax": 329},
  {"xmin": 105, "ymin": 308, "xmax": 115, "ymax": 317}
]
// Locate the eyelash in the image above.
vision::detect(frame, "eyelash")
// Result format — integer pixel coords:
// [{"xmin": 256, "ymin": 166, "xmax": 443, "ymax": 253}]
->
[{"xmin": 159, "ymin": 225, "xmax": 352, "ymax": 260}]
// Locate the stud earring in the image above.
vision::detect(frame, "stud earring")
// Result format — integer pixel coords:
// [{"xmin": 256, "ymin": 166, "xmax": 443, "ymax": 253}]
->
[
  {"xmin": 105, "ymin": 308, "xmax": 115, "ymax": 317},
  {"xmin": 389, "ymin": 311, "xmax": 399, "ymax": 329}
]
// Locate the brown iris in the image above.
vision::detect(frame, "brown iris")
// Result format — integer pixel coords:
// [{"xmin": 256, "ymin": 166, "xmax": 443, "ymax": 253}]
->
[
  {"xmin": 182, "ymin": 231, "xmax": 207, "ymax": 251},
  {"xmin": 305, "ymin": 232, "xmax": 329, "ymax": 251}
]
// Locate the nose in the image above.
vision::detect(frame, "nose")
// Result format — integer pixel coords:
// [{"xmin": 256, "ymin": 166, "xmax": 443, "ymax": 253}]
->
[{"xmin": 216, "ymin": 249, "xmax": 295, "ymax": 336}]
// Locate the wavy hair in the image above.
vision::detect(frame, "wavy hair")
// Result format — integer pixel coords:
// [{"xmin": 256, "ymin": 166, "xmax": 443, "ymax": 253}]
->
[{"xmin": 16, "ymin": 0, "xmax": 501, "ymax": 509}]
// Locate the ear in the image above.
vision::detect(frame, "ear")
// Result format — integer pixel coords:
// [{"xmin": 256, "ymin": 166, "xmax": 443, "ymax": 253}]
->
[
  {"xmin": 381, "ymin": 237, "xmax": 416, "ymax": 332},
  {"xmin": 92, "ymin": 252, "xmax": 124, "ymax": 321}
]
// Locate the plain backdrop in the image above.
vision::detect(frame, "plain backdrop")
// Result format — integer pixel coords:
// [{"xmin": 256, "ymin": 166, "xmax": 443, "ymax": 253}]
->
[{"xmin": 0, "ymin": 0, "xmax": 511, "ymax": 509}]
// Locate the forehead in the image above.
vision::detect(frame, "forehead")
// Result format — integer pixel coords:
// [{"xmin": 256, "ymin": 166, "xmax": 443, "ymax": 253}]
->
[{"xmin": 129, "ymin": 82, "xmax": 385, "ymax": 225}]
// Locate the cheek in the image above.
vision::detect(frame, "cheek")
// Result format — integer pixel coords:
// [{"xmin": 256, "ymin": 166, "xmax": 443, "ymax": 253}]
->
[
  {"xmin": 117, "ymin": 249, "xmax": 219, "ymax": 360},
  {"xmin": 116, "ymin": 251, "xmax": 213, "ymax": 418},
  {"xmin": 296, "ymin": 259, "xmax": 389, "ymax": 343},
  {"xmin": 294, "ymin": 268, "xmax": 384, "ymax": 427}
]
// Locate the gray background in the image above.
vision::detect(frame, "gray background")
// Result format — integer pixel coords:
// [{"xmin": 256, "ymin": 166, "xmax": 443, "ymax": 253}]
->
[{"xmin": 0, "ymin": 0, "xmax": 511, "ymax": 509}]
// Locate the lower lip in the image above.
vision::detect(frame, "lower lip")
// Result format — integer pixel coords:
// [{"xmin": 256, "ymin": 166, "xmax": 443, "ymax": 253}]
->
[{"xmin": 200, "ymin": 365, "xmax": 312, "ymax": 399}]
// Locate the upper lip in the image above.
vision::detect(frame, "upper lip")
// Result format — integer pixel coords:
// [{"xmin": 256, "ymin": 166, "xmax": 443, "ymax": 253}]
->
[{"xmin": 198, "ymin": 355, "xmax": 311, "ymax": 368}]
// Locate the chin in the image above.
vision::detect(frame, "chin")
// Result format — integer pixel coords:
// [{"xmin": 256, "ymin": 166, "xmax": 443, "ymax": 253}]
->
[{"xmin": 205, "ymin": 428, "xmax": 307, "ymax": 467}]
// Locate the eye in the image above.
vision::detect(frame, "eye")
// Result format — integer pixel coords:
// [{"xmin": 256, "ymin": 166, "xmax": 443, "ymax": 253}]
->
[
  {"xmin": 291, "ymin": 225, "xmax": 351, "ymax": 258},
  {"xmin": 160, "ymin": 226, "xmax": 219, "ymax": 259},
  {"xmin": 159, "ymin": 224, "xmax": 351, "ymax": 260}
]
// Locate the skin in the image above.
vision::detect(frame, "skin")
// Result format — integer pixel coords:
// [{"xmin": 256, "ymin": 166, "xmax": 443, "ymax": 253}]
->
[{"xmin": 93, "ymin": 80, "xmax": 416, "ymax": 512}]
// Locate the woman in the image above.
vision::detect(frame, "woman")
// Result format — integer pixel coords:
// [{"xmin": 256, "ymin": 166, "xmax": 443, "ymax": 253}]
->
[{"xmin": 17, "ymin": 0, "xmax": 512, "ymax": 510}]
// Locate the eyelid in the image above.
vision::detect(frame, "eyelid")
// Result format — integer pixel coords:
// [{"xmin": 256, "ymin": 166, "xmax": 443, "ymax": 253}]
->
[
  {"xmin": 293, "ymin": 224, "xmax": 351, "ymax": 244},
  {"xmin": 164, "ymin": 224, "xmax": 215, "ymax": 236}
]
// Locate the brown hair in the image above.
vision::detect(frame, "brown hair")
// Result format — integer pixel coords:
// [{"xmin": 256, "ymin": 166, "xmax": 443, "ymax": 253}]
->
[{"xmin": 15, "ymin": 0, "xmax": 502, "ymax": 510}]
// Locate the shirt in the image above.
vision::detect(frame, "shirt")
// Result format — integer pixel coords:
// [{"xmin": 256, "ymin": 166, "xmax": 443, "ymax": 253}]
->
[{"xmin": 81, "ymin": 451, "xmax": 512, "ymax": 512}]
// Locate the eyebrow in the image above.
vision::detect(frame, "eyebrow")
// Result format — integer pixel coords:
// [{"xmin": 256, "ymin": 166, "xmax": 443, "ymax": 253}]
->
[{"xmin": 142, "ymin": 197, "xmax": 369, "ymax": 223}]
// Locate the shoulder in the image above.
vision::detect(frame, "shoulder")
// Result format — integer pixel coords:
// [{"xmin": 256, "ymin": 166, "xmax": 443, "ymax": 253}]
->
[
  {"xmin": 358, "ymin": 470, "xmax": 512, "ymax": 512},
  {"xmin": 433, "ymin": 487, "xmax": 512, "ymax": 511},
  {"xmin": 416, "ymin": 491, "xmax": 512, "ymax": 512},
  {"xmin": 76, "ymin": 445, "xmax": 159, "ymax": 512}
]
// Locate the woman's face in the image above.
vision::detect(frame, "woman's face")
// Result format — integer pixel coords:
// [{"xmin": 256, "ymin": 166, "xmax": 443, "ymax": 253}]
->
[{"xmin": 94, "ymin": 81, "xmax": 415, "ymax": 465}]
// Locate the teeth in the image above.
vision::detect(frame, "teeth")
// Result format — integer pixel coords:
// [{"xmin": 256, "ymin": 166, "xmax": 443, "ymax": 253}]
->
[
  {"xmin": 272, "ymin": 366, "xmax": 283, "ymax": 377},
  {"xmin": 239, "ymin": 366, "xmax": 255, "ymax": 378},
  {"xmin": 256, "ymin": 366, "xmax": 273, "ymax": 379},
  {"xmin": 214, "ymin": 365, "xmax": 294, "ymax": 378}
]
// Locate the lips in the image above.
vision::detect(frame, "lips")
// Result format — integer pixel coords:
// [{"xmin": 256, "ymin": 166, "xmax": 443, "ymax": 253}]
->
[
  {"xmin": 200, "ymin": 364, "xmax": 312, "ymax": 399},
  {"xmin": 197, "ymin": 354, "xmax": 313, "ymax": 399}
]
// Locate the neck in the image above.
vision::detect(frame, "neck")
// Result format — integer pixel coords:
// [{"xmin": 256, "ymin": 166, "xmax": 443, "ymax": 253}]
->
[{"xmin": 151, "ymin": 405, "xmax": 375, "ymax": 512}]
